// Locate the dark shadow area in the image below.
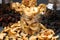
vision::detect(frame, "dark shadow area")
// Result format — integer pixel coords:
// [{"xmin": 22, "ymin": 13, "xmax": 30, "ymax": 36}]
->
[
  {"xmin": 41, "ymin": 10, "xmax": 60, "ymax": 34},
  {"xmin": 0, "ymin": 4, "xmax": 21, "ymax": 27}
]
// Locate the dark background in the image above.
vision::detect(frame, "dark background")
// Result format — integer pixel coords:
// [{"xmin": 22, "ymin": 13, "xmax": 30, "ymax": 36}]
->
[{"xmin": 13, "ymin": 0, "xmax": 48, "ymax": 4}]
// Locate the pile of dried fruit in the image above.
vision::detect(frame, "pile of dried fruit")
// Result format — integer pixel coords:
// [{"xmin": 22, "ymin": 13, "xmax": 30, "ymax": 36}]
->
[{"xmin": 0, "ymin": 0, "xmax": 59, "ymax": 40}]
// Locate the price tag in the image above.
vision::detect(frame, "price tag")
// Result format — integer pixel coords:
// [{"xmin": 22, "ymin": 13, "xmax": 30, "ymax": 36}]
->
[{"xmin": 47, "ymin": 3, "xmax": 54, "ymax": 10}]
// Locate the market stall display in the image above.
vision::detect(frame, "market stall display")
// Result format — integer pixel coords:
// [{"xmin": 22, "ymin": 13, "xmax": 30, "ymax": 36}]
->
[{"xmin": 0, "ymin": 0, "xmax": 59, "ymax": 40}]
